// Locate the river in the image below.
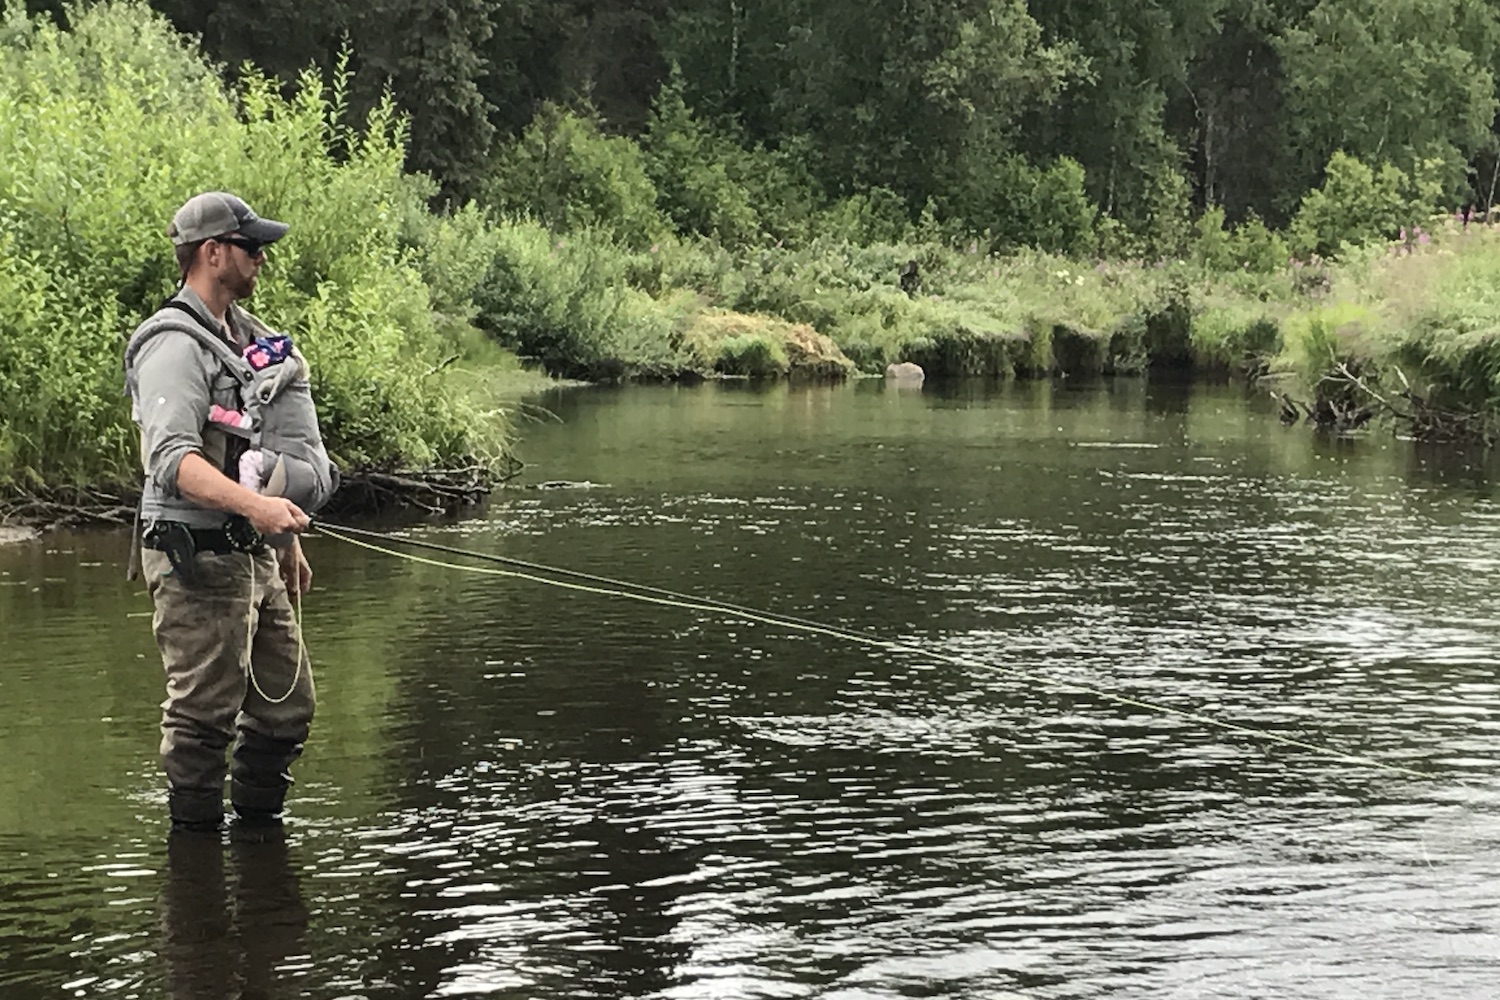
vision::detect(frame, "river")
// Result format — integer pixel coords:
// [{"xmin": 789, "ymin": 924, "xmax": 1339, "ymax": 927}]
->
[{"xmin": 1, "ymin": 377, "xmax": 1498, "ymax": 998}]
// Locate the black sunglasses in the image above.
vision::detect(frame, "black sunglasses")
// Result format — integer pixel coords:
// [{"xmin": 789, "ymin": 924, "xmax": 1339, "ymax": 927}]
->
[{"xmin": 214, "ymin": 235, "xmax": 266, "ymax": 258}]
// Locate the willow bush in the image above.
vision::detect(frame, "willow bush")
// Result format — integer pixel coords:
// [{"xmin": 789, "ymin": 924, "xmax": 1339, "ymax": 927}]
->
[{"xmin": 0, "ymin": 1, "xmax": 506, "ymax": 490}]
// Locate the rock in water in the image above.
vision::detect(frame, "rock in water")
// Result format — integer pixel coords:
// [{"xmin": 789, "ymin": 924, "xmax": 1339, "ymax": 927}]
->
[{"xmin": 885, "ymin": 362, "xmax": 925, "ymax": 383}]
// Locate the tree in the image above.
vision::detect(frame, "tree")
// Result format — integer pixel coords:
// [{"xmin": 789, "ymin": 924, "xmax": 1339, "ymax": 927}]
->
[
  {"xmin": 350, "ymin": 0, "xmax": 497, "ymax": 200},
  {"xmin": 1021, "ymin": 0, "xmax": 1224, "ymax": 229},
  {"xmin": 660, "ymin": 0, "xmax": 1078, "ymax": 209},
  {"xmin": 1279, "ymin": 0, "xmax": 1497, "ymax": 197}
]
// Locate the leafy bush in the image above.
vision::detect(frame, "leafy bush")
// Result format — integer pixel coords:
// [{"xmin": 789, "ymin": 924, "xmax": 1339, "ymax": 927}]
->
[
  {"xmin": 643, "ymin": 78, "xmax": 760, "ymax": 246},
  {"xmin": 485, "ymin": 102, "xmax": 669, "ymax": 249},
  {"xmin": 0, "ymin": 1, "xmax": 505, "ymax": 488},
  {"xmin": 408, "ymin": 201, "xmax": 507, "ymax": 322},
  {"xmin": 472, "ymin": 220, "xmax": 684, "ymax": 379},
  {"xmin": 642, "ymin": 71, "xmax": 820, "ymax": 247},
  {"xmin": 1287, "ymin": 152, "xmax": 1450, "ymax": 259},
  {"xmin": 815, "ymin": 188, "xmax": 912, "ymax": 246},
  {"xmin": 939, "ymin": 154, "xmax": 1096, "ymax": 256},
  {"xmin": 1193, "ymin": 207, "xmax": 1289, "ymax": 275}
]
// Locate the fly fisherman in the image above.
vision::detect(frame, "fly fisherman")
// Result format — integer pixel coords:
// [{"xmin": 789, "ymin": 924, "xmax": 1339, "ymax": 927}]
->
[{"xmin": 124, "ymin": 192, "xmax": 338, "ymax": 832}]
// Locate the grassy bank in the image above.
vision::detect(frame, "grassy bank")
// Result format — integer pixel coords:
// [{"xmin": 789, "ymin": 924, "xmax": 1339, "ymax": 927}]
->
[{"xmin": 479, "ymin": 214, "xmax": 1500, "ymax": 439}]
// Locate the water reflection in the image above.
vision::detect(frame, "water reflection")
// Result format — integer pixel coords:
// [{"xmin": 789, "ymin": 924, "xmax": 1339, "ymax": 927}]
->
[
  {"xmin": 1142, "ymin": 374, "xmax": 1193, "ymax": 417},
  {"xmin": 159, "ymin": 829, "xmax": 309, "ymax": 1000}
]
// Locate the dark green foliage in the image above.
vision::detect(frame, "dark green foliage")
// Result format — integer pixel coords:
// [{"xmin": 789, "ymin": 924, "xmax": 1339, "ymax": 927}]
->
[
  {"xmin": 110, "ymin": 0, "xmax": 1500, "ymax": 250},
  {"xmin": 485, "ymin": 102, "xmax": 669, "ymax": 248}
]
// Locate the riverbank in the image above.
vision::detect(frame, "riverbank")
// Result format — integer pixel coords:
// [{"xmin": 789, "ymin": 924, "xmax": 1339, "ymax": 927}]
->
[
  {"xmin": 5, "ymin": 2, "xmax": 1500, "ymax": 522},
  {"xmin": 515, "ymin": 216, "xmax": 1500, "ymax": 447}
]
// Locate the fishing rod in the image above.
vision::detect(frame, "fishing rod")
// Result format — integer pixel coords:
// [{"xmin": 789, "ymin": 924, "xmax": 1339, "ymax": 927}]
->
[{"xmin": 312, "ymin": 519, "xmax": 1434, "ymax": 782}]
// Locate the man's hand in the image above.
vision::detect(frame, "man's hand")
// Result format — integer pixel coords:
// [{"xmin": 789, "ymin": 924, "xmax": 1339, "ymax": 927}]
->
[
  {"xmin": 176, "ymin": 454, "xmax": 311, "ymax": 536},
  {"xmin": 278, "ymin": 536, "xmax": 312, "ymax": 603},
  {"xmin": 248, "ymin": 496, "xmax": 310, "ymax": 538}
]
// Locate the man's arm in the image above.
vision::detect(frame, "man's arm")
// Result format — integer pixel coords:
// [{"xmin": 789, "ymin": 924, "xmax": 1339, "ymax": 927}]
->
[
  {"xmin": 133, "ymin": 333, "xmax": 308, "ymax": 538},
  {"xmin": 177, "ymin": 453, "xmax": 310, "ymax": 537},
  {"xmin": 132, "ymin": 333, "xmax": 214, "ymax": 499}
]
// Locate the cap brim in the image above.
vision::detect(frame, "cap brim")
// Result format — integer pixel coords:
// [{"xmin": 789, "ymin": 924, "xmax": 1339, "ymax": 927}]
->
[{"xmin": 239, "ymin": 217, "xmax": 289, "ymax": 244}]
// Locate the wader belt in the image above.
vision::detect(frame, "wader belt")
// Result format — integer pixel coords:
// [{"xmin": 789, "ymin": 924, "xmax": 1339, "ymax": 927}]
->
[{"xmin": 142, "ymin": 518, "xmax": 264, "ymax": 584}]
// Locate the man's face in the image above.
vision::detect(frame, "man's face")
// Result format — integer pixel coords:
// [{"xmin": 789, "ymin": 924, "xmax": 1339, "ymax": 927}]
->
[{"xmin": 204, "ymin": 232, "xmax": 266, "ymax": 299}]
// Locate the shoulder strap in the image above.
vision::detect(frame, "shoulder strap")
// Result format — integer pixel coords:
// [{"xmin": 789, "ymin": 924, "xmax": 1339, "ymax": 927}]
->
[{"xmin": 125, "ymin": 307, "xmax": 256, "ymax": 388}]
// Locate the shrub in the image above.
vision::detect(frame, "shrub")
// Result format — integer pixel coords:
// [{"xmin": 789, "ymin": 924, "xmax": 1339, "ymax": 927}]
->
[
  {"xmin": 1193, "ymin": 206, "xmax": 1289, "ymax": 275},
  {"xmin": 472, "ymin": 220, "xmax": 684, "ymax": 379},
  {"xmin": 485, "ymin": 102, "xmax": 669, "ymax": 249},
  {"xmin": 643, "ymin": 72, "xmax": 763, "ymax": 246},
  {"xmin": 643, "ymin": 73, "xmax": 824, "ymax": 247},
  {"xmin": 1288, "ymin": 151, "xmax": 1449, "ymax": 259},
  {"xmin": 941, "ymin": 154, "xmax": 1097, "ymax": 256},
  {"xmin": 815, "ymin": 187, "xmax": 912, "ymax": 246},
  {"xmin": 0, "ymin": 1, "xmax": 505, "ymax": 488}
]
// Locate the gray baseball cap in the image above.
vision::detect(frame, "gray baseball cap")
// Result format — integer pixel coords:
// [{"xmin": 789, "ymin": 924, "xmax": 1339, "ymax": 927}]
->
[{"xmin": 168, "ymin": 191, "xmax": 289, "ymax": 246}]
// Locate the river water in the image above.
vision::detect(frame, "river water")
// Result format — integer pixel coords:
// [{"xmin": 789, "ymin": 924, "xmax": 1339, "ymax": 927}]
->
[{"xmin": 1, "ymin": 377, "xmax": 1498, "ymax": 999}]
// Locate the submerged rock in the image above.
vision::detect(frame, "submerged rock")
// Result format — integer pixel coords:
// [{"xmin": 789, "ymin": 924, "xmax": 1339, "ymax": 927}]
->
[{"xmin": 884, "ymin": 361, "xmax": 925, "ymax": 383}]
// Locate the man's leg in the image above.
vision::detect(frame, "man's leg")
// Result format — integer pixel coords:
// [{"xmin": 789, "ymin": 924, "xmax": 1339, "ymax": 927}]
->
[
  {"xmin": 231, "ymin": 547, "xmax": 316, "ymax": 823},
  {"xmin": 144, "ymin": 549, "xmax": 257, "ymax": 830}
]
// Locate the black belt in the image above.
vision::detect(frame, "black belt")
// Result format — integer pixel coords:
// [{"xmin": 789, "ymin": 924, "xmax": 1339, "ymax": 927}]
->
[{"xmin": 143, "ymin": 519, "xmax": 264, "ymax": 557}]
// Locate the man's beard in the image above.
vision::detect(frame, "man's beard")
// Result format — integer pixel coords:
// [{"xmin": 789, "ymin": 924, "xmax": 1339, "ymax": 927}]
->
[{"xmin": 227, "ymin": 270, "xmax": 257, "ymax": 300}]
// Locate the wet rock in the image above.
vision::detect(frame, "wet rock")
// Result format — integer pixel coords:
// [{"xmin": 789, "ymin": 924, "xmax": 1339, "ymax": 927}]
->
[
  {"xmin": 884, "ymin": 361, "xmax": 925, "ymax": 383},
  {"xmin": 0, "ymin": 525, "xmax": 38, "ymax": 545}
]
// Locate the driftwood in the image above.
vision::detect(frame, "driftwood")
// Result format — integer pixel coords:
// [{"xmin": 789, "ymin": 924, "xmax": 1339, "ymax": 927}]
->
[
  {"xmin": 0, "ymin": 488, "xmax": 137, "ymax": 530},
  {"xmin": 1267, "ymin": 364, "xmax": 1376, "ymax": 432},
  {"xmin": 1269, "ymin": 362, "xmax": 1497, "ymax": 442},
  {"xmin": 2, "ymin": 459, "xmax": 524, "ymax": 530},
  {"xmin": 320, "ymin": 458, "xmax": 522, "ymax": 516}
]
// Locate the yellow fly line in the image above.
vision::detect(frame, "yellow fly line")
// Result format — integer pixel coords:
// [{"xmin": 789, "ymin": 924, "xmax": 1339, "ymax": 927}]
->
[{"xmin": 314, "ymin": 522, "xmax": 1435, "ymax": 783}]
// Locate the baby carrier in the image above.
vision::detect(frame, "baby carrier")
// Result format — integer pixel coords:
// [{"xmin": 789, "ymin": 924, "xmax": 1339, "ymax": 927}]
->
[{"xmin": 124, "ymin": 303, "xmax": 340, "ymax": 522}]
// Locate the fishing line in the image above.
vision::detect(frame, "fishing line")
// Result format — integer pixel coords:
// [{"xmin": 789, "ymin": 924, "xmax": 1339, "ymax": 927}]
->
[
  {"xmin": 244, "ymin": 549, "xmax": 307, "ymax": 705},
  {"xmin": 314, "ymin": 520, "xmax": 1436, "ymax": 782}
]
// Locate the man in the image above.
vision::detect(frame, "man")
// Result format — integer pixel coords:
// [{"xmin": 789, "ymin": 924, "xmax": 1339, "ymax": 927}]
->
[{"xmin": 125, "ymin": 191, "xmax": 331, "ymax": 832}]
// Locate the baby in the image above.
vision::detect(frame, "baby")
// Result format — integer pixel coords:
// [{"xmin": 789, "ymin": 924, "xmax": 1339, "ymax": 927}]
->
[{"xmin": 206, "ymin": 333, "xmax": 297, "ymax": 491}]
